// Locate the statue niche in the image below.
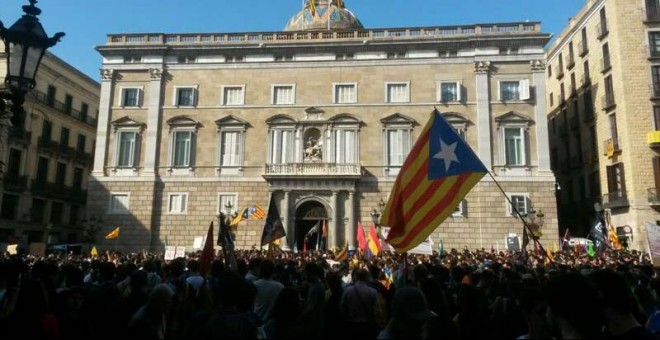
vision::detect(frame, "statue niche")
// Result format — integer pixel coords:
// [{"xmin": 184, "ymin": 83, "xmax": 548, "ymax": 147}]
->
[{"xmin": 303, "ymin": 128, "xmax": 323, "ymax": 163}]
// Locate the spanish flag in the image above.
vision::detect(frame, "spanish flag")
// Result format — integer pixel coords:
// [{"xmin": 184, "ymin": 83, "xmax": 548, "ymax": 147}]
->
[
  {"xmin": 336, "ymin": 241, "xmax": 348, "ymax": 261},
  {"xmin": 105, "ymin": 227, "xmax": 120, "ymax": 240},
  {"xmin": 382, "ymin": 110, "xmax": 487, "ymax": 252}
]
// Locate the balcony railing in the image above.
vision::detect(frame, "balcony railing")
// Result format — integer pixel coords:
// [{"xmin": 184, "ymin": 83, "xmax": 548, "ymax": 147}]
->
[
  {"xmin": 29, "ymin": 90, "xmax": 97, "ymax": 127},
  {"xmin": 105, "ymin": 23, "xmax": 542, "ymax": 46},
  {"xmin": 603, "ymin": 191, "xmax": 629, "ymax": 209},
  {"xmin": 583, "ymin": 150, "xmax": 599, "ymax": 165},
  {"xmin": 649, "ymin": 130, "xmax": 660, "ymax": 147},
  {"xmin": 556, "ymin": 68, "xmax": 565, "ymax": 80},
  {"xmin": 8, "ymin": 127, "xmax": 31, "ymax": 145},
  {"xmin": 37, "ymin": 137, "xmax": 59, "ymax": 153},
  {"xmin": 3, "ymin": 175, "xmax": 28, "ymax": 192},
  {"xmin": 600, "ymin": 57, "xmax": 612, "ymax": 73},
  {"xmin": 602, "ymin": 95, "xmax": 616, "ymax": 110},
  {"xmin": 644, "ymin": 7, "xmax": 660, "ymax": 23},
  {"xmin": 603, "ymin": 137, "xmax": 621, "ymax": 157},
  {"xmin": 30, "ymin": 180, "xmax": 87, "ymax": 204},
  {"xmin": 578, "ymin": 39, "xmax": 589, "ymax": 57},
  {"xmin": 597, "ymin": 20, "xmax": 609, "ymax": 40},
  {"xmin": 74, "ymin": 150, "xmax": 94, "ymax": 165},
  {"xmin": 264, "ymin": 163, "xmax": 362, "ymax": 178},
  {"xmin": 649, "ymin": 188, "xmax": 660, "ymax": 206},
  {"xmin": 567, "ymin": 55, "xmax": 575, "ymax": 69},
  {"xmin": 581, "ymin": 74, "xmax": 591, "ymax": 86}
]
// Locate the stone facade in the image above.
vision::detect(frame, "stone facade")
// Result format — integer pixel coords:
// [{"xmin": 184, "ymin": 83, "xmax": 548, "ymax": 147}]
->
[
  {"xmin": 0, "ymin": 44, "xmax": 100, "ymax": 244},
  {"xmin": 546, "ymin": 0, "xmax": 660, "ymax": 251},
  {"xmin": 91, "ymin": 4, "xmax": 558, "ymax": 253}
]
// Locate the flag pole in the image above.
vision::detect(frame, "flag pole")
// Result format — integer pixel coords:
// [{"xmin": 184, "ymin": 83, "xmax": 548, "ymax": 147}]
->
[{"xmin": 486, "ymin": 171, "xmax": 555, "ymax": 267}]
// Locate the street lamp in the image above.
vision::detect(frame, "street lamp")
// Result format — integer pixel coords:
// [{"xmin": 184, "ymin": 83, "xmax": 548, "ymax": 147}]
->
[
  {"xmin": 526, "ymin": 210, "xmax": 544, "ymax": 240},
  {"xmin": 378, "ymin": 198, "xmax": 386, "ymax": 212},
  {"xmin": 1, "ymin": 0, "xmax": 64, "ymax": 92},
  {"xmin": 0, "ymin": 0, "xmax": 63, "ymax": 178},
  {"xmin": 370, "ymin": 207, "xmax": 381, "ymax": 235}
]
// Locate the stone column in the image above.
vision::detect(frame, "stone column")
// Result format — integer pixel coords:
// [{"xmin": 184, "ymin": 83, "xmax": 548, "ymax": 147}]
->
[
  {"xmin": 475, "ymin": 61, "xmax": 492, "ymax": 169},
  {"xmin": 531, "ymin": 60, "xmax": 551, "ymax": 171},
  {"xmin": 330, "ymin": 191, "xmax": 338, "ymax": 249},
  {"xmin": 142, "ymin": 68, "xmax": 164, "ymax": 176},
  {"xmin": 347, "ymin": 191, "xmax": 356, "ymax": 250},
  {"xmin": 281, "ymin": 191, "xmax": 291, "ymax": 250},
  {"xmin": 92, "ymin": 69, "xmax": 115, "ymax": 177}
]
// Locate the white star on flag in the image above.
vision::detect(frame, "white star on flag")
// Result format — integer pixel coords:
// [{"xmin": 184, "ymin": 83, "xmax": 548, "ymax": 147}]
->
[{"xmin": 433, "ymin": 138, "xmax": 459, "ymax": 172}]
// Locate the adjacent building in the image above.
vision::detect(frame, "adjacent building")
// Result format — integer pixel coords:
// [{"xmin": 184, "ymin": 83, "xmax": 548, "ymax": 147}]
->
[
  {"xmin": 91, "ymin": 0, "xmax": 558, "ymax": 252},
  {"xmin": 546, "ymin": 0, "xmax": 660, "ymax": 250},
  {"xmin": 0, "ymin": 43, "xmax": 100, "ymax": 245}
]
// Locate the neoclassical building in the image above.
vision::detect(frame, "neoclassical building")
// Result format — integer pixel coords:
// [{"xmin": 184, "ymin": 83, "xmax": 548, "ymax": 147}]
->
[{"xmin": 90, "ymin": 0, "xmax": 558, "ymax": 252}]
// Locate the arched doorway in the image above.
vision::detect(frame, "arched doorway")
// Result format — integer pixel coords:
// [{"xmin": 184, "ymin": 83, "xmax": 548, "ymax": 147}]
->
[{"xmin": 295, "ymin": 200, "xmax": 328, "ymax": 251}]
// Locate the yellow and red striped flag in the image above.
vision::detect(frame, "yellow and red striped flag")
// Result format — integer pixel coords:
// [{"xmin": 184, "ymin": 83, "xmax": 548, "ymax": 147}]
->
[
  {"xmin": 382, "ymin": 110, "xmax": 487, "ymax": 252},
  {"xmin": 105, "ymin": 227, "xmax": 120, "ymax": 240},
  {"xmin": 251, "ymin": 204, "xmax": 266, "ymax": 219}
]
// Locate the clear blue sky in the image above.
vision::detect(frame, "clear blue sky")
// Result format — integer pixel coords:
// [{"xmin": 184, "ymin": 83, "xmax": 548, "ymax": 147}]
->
[{"xmin": 2, "ymin": 0, "xmax": 585, "ymax": 81}]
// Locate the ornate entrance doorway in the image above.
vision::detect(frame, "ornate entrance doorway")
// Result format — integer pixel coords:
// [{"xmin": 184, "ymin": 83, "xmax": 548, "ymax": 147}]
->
[{"xmin": 295, "ymin": 200, "xmax": 328, "ymax": 251}]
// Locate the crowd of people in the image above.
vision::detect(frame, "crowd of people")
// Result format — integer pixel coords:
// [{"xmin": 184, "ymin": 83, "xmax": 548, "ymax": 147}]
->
[{"xmin": 0, "ymin": 246, "xmax": 658, "ymax": 339}]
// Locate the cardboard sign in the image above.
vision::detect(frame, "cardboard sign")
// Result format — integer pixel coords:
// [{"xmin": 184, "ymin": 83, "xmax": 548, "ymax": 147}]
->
[
  {"xmin": 164, "ymin": 246, "xmax": 177, "ymax": 260},
  {"xmin": 506, "ymin": 235, "xmax": 521, "ymax": 252},
  {"xmin": 645, "ymin": 222, "xmax": 660, "ymax": 266},
  {"xmin": 7, "ymin": 244, "xmax": 17, "ymax": 255},
  {"xmin": 175, "ymin": 246, "xmax": 186, "ymax": 259},
  {"xmin": 380, "ymin": 227, "xmax": 434, "ymax": 255},
  {"xmin": 29, "ymin": 242, "xmax": 46, "ymax": 257},
  {"xmin": 193, "ymin": 236, "xmax": 205, "ymax": 250}
]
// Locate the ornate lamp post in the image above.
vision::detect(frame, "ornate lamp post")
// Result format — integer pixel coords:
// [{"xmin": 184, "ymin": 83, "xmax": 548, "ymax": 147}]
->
[
  {"xmin": 0, "ymin": 0, "xmax": 64, "ymax": 178},
  {"xmin": 526, "ymin": 210, "xmax": 545, "ymax": 241},
  {"xmin": 224, "ymin": 200, "xmax": 237, "ymax": 240},
  {"xmin": 372, "ymin": 198, "xmax": 386, "ymax": 236}
]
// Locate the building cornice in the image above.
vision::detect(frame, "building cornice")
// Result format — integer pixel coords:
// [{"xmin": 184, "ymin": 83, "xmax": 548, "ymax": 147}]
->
[{"xmin": 546, "ymin": 0, "xmax": 605, "ymax": 61}]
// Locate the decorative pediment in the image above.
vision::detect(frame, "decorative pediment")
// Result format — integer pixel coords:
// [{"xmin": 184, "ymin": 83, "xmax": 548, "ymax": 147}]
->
[
  {"xmin": 266, "ymin": 114, "xmax": 298, "ymax": 126},
  {"xmin": 494, "ymin": 111, "xmax": 534, "ymax": 127},
  {"xmin": 380, "ymin": 113, "xmax": 417, "ymax": 126},
  {"xmin": 328, "ymin": 113, "xmax": 361, "ymax": 125},
  {"xmin": 215, "ymin": 115, "xmax": 250, "ymax": 128},
  {"xmin": 166, "ymin": 115, "xmax": 201, "ymax": 130},
  {"xmin": 111, "ymin": 116, "xmax": 145, "ymax": 132},
  {"xmin": 441, "ymin": 112, "xmax": 471, "ymax": 124},
  {"xmin": 303, "ymin": 107, "xmax": 325, "ymax": 121}
]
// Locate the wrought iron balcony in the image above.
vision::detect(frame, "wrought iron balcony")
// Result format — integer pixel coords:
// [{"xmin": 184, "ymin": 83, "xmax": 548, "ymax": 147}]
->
[
  {"xmin": 602, "ymin": 95, "xmax": 616, "ymax": 110},
  {"xmin": 29, "ymin": 89, "xmax": 97, "ymax": 127},
  {"xmin": 603, "ymin": 191, "xmax": 629, "ymax": 209},
  {"xmin": 3, "ymin": 175, "xmax": 28, "ymax": 192},
  {"xmin": 74, "ymin": 150, "xmax": 94, "ymax": 165},
  {"xmin": 263, "ymin": 163, "xmax": 362, "ymax": 178},
  {"xmin": 567, "ymin": 55, "xmax": 575, "ymax": 70},
  {"xmin": 37, "ymin": 137, "xmax": 59, "ymax": 153},
  {"xmin": 556, "ymin": 68, "xmax": 565, "ymax": 80},
  {"xmin": 30, "ymin": 179, "xmax": 87, "ymax": 203},
  {"xmin": 603, "ymin": 137, "xmax": 621, "ymax": 158},
  {"xmin": 649, "ymin": 188, "xmax": 660, "ymax": 206},
  {"xmin": 597, "ymin": 20, "xmax": 609, "ymax": 40},
  {"xmin": 8, "ymin": 128, "xmax": 31, "ymax": 145},
  {"xmin": 600, "ymin": 57, "xmax": 612, "ymax": 73},
  {"xmin": 578, "ymin": 39, "xmax": 589, "ymax": 57}
]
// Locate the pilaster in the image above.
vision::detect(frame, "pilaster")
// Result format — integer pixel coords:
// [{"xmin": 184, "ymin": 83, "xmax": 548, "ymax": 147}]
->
[
  {"xmin": 92, "ymin": 69, "xmax": 115, "ymax": 177},
  {"xmin": 531, "ymin": 60, "xmax": 551, "ymax": 171},
  {"xmin": 330, "ymin": 191, "xmax": 338, "ymax": 249},
  {"xmin": 143, "ymin": 68, "xmax": 164, "ymax": 175},
  {"xmin": 281, "ymin": 191, "xmax": 291, "ymax": 250},
  {"xmin": 475, "ymin": 61, "xmax": 493, "ymax": 169},
  {"xmin": 348, "ymin": 191, "xmax": 356, "ymax": 250}
]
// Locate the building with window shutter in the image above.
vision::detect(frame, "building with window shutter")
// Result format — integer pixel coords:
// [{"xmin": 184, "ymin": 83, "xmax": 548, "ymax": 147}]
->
[
  {"xmin": 546, "ymin": 0, "xmax": 660, "ymax": 250},
  {"xmin": 0, "ymin": 44, "xmax": 100, "ymax": 245},
  {"xmin": 90, "ymin": 0, "xmax": 558, "ymax": 252}
]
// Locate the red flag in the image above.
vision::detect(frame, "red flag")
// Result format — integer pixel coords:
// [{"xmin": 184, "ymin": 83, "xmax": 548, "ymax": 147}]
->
[
  {"xmin": 357, "ymin": 222, "xmax": 367, "ymax": 252},
  {"xmin": 381, "ymin": 111, "xmax": 487, "ymax": 252},
  {"xmin": 200, "ymin": 222, "xmax": 214, "ymax": 275}
]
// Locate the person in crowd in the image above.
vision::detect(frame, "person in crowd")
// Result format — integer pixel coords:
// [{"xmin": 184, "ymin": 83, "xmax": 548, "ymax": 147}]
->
[
  {"xmin": 340, "ymin": 268, "xmax": 384, "ymax": 339},
  {"xmin": 590, "ymin": 270, "xmax": 654, "ymax": 339},
  {"xmin": 253, "ymin": 259, "xmax": 284, "ymax": 323},
  {"xmin": 128, "ymin": 283, "xmax": 174, "ymax": 340},
  {"xmin": 378, "ymin": 286, "xmax": 429, "ymax": 339}
]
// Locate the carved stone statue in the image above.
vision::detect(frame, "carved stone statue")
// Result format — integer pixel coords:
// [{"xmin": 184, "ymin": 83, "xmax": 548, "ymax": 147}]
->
[{"xmin": 304, "ymin": 136, "xmax": 323, "ymax": 162}]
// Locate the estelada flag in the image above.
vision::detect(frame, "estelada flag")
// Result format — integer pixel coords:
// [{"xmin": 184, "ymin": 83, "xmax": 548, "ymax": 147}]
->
[
  {"xmin": 381, "ymin": 110, "xmax": 487, "ymax": 252},
  {"xmin": 105, "ymin": 227, "xmax": 120, "ymax": 240},
  {"xmin": 261, "ymin": 195, "xmax": 286, "ymax": 246},
  {"xmin": 335, "ymin": 241, "xmax": 348, "ymax": 261},
  {"xmin": 251, "ymin": 204, "xmax": 266, "ymax": 219}
]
